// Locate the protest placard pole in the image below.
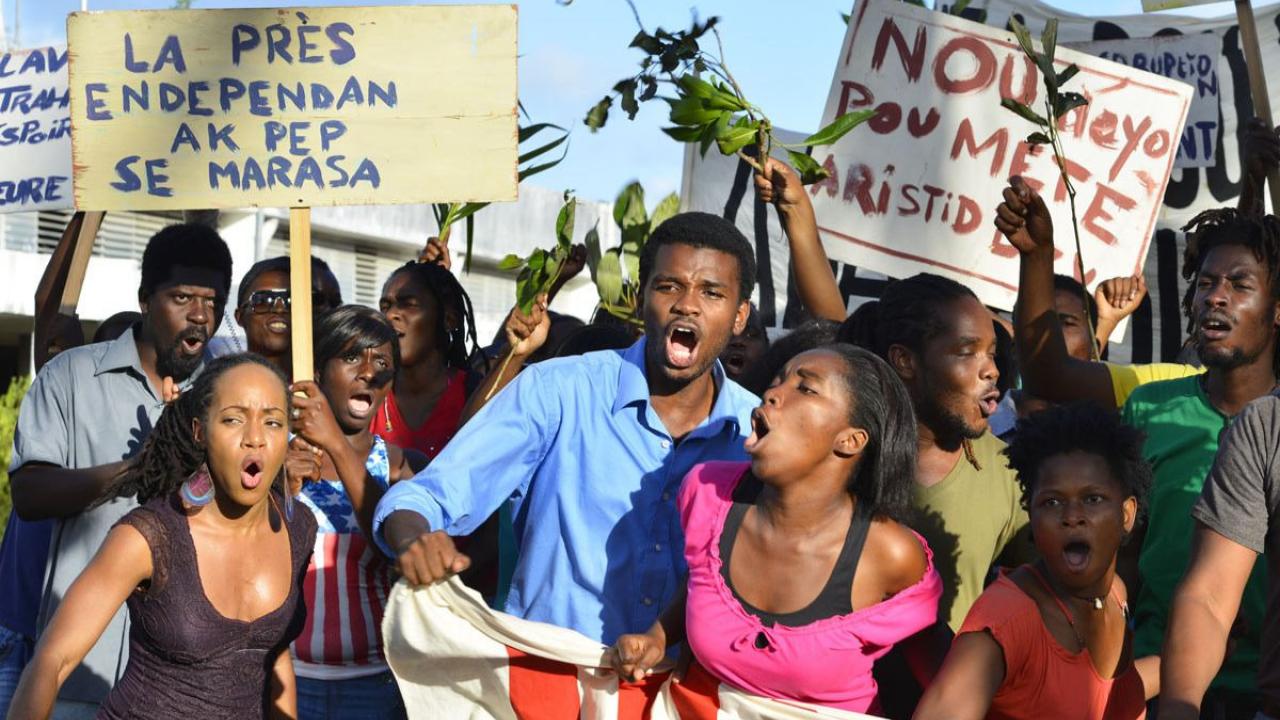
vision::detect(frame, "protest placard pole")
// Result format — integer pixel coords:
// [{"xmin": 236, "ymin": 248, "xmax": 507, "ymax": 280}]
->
[
  {"xmin": 1237, "ymin": 0, "xmax": 1280, "ymax": 212},
  {"xmin": 59, "ymin": 211, "xmax": 103, "ymax": 313},
  {"xmin": 289, "ymin": 207, "xmax": 313, "ymax": 383}
]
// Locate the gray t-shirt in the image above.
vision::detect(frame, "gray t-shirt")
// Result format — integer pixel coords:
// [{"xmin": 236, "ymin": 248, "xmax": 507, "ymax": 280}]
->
[
  {"xmin": 9, "ymin": 326, "xmax": 171, "ymax": 704},
  {"xmin": 1193, "ymin": 391, "xmax": 1280, "ymax": 704}
]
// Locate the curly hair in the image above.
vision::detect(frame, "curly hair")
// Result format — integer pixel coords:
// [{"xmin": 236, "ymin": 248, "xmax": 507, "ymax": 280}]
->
[
  {"xmin": 386, "ymin": 261, "xmax": 482, "ymax": 372},
  {"xmin": 1180, "ymin": 208, "xmax": 1280, "ymax": 373},
  {"xmin": 1003, "ymin": 402, "xmax": 1152, "ymax": 524},
  {"xmin": 100, "ymin": 353, "xmax": 289, "ymax": 505},
  {"xmin": 639, "ymin": 212, "xmax": 757, "ymax": 302}
]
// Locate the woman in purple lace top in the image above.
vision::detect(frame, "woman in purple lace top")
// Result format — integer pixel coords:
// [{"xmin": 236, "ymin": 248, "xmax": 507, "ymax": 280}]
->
[{"xmin": 7, "ymin": 354, "xmax": 316, "ymax": 719}]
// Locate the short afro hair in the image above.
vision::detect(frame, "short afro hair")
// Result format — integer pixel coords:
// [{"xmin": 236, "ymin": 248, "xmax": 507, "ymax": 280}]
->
[
  {"xmin": 639, "ymin": 212, "xmax": 756, "ymax": 302},
  {"xmin": 139, "ymin": 223, "xmax": 233, "ymax": 312},
  {"xmin": 1003, "ymin": 401, "xmax": 1152, "ymax": 524}
]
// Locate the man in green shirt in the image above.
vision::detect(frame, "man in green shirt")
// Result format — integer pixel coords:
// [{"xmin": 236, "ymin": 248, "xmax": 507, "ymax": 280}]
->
[
  {"xmin": 1124, "ymin": 376, "xmax": 1269, "ymax": 710},
  {"xmin": 999, "ymin": 178, "xmax": 1280, "ymax": 716}
]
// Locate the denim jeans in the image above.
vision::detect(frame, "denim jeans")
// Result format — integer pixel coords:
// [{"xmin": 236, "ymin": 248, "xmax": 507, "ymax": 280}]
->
[
  {"xmin": 0, "ymin": 625, "xmax": 35, "ymax": 719},
  {"xmin": 296, "ymin": 671, "xmax": 406, "ymax": 720}
]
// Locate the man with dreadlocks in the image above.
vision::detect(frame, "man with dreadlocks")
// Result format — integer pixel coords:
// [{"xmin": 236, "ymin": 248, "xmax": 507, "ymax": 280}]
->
[
  {"xmin": 839, "ymin": 273, "xmax": 1028, "ymax": 634},
  {"xmin": 0, "ymin": 224, "xmax": 233, "ymax": 718},
  {"xmin": 1000, "ymin": 177, "xmax": 1280, "ymax": 717}
]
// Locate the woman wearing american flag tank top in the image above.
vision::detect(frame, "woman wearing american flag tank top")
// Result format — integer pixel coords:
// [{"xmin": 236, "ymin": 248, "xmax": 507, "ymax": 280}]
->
[{"xmin": 287, "ymin": 306, "xmax": 427, "ymax": 719}]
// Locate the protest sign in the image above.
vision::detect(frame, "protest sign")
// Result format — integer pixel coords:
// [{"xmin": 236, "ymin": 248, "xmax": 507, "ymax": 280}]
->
[
  {"xmin": 810, "ymin": 0, "xmax": 1192, "ymax": 312},
  {"xmin": 1141, "ymin": 0, "xmax": 1225, "ymax": 11},
  {"xmin": 1069, "ymin": 34, "xmax": 1219, "ymax": 167},
  {"xmin": 67, "ymin": 6, "xmax": 518, "ymax": 211},
  {"xmin": 0, "ymin": 46, "xmax": 73, "ymax": 213},
  {"xmin": 685, "ymin": 0, "xmax": 1279, "ymax": 363}
]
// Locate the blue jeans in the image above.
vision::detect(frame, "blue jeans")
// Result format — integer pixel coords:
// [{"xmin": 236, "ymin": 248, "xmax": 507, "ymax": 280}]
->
[
  {"xmin": 0, "ymin": 625, "xmax": 35, "ymax": 719},
  {"xmin": 296, "ymin": 671, "xmax": 406, "ymax": 720}
]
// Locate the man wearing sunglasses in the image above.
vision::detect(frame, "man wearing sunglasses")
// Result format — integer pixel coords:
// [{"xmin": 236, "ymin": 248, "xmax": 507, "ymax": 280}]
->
[{"xmin": 217, "ymin": 256, "xmax": 343, "ymax": 376}]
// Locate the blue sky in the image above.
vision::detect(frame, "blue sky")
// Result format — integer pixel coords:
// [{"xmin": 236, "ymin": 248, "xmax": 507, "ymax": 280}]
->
[{"xmin": 2, "ymin": 0, "xmax": 1238, "ymax": 204}]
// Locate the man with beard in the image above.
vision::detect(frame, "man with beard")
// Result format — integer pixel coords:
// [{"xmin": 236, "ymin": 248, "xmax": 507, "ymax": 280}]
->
[
  {"xmin": 374, "ymin": 212, "xmax": 758, "ymax": 646},
  {"xmin": 839, "ymin": 273, "xmax": 1027, "ymax": 632},
  {"xmin": 1000, "ymin": 180, "xmax": 1277, "ymax": 718},
  {"xmin": 0, "ymin": 224, "xmax": 231, "ymax": 718}
]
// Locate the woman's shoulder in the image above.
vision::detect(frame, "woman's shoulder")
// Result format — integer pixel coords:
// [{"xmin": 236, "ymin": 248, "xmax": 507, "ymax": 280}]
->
[
  {"xmin": 959, "ymin": 568, "xmax": 1046, "ymax": 642},
  {"xmin": 116, "ymin": 493, "xmax": 179, "ymax": 536},
  {"xmin": 865, "ymin": 518, "xmax": 930, "ymax": 587}
]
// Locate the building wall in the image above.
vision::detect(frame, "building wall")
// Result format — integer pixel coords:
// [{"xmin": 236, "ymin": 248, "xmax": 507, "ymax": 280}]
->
[{"xmin": 0, "ymin": 185, "xmax": 618, "ymax": 382}]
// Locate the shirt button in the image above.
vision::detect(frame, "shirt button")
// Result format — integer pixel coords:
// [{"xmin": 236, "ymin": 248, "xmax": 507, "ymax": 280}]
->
[
  {"xmin": 653, "ymin": 543, "xmax": 662, "ymax": 552},
  {"xmin": 642, "ymin": 597, "xmax": 654, "ymax": 606},
  {"xmin": 662, "ymin": 492, "xmax": 671, "ymax": 501},
  {"xmin": 660, "ymin": 440, "xmax": 670, "ymax": 449}
]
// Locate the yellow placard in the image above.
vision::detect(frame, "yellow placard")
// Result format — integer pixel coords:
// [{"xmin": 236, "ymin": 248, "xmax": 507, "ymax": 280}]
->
[{"xmin": 67, "ymin": 5, "xmax": 517, "ymax": 210}]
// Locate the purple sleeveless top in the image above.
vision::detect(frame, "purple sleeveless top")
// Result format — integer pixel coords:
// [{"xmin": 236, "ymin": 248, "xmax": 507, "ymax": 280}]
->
[{"xmin": 98, "ymin": 492, "xmax": 316, "ymax": 720}]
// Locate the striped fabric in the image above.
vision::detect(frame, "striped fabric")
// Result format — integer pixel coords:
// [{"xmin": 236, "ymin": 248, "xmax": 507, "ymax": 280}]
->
[
  {"xmin": 292, "ymin": 438, "xmax": 396, "ymax": 675},
  {"xmin": 382, "ymin": 577, "xmax": 882, "ymax": 720}
]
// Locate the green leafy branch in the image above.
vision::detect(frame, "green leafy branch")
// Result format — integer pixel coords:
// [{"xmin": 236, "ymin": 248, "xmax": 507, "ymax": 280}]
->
[
  {"xmin": 1001, "ymin": 17, "xmax": 1099, "ymax": 360},
  {"xmin": 487, "ymin": 193, "xmax": 578, "ymax": 399},
  {"xmin": 585, "ymin": 15, "xmax": 874, "ymax": 184},
  {"xmin": 434, "ymin": 118, "xmax": 570, "ymax": 273},
  {"xmin": 583, "ymin": 181, "xmax": 678, "ymax": 329}
]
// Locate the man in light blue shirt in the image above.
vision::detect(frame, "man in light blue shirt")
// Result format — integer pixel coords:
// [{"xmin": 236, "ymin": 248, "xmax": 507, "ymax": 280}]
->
[{"xmin": 375, "ymin": 212, "xmax": 761, "ymax": 644}]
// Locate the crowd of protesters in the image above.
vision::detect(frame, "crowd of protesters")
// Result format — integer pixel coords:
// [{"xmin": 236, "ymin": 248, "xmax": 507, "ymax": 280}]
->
[{"xmin": 0, "ymin": 119, "xmax": 1279, "ymax": 720}]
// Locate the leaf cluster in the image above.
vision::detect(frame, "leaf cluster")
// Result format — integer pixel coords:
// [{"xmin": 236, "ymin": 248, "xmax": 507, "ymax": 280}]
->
[
  {"xmin": 0, "ymin": 375, "xmax": 31, "ymax": 543},
  {"xmin": 586, "ymin": 14, "xmax": 874, "ymax": 185},
  {"xmin": 497, "ymin": 192, "xmax": 578, "ymax": 314},
  {"xmin": 999, "ymin": 15, "xmax": 1100, "ymax": 361},
  {"xmin": 435, "ymin": 118, "xmax": 570, "ymax": 272},
  {"xmin": 583, "ymin": 181, "xmax": 677, "ymax": 326},
  {"xmin": 584, "ymin": 16, "xmax": 720, "ymax": 131},
  {"xmin": 1001, "ymin": 18, "xmax": 1087, "ymax": 149}
]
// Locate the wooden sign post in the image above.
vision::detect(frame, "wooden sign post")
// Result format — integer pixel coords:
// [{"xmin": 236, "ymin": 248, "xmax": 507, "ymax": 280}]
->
[
  {"xmin": 32, "ymin": 211, "xmax": 104, "ymax": 369},
  {"xmin": 1235, "ymin": 0, "xmax": 1280, "ymax": 213},
  {"xmin": 66, "ymin": 5, "xmax": 519, "ymax": 379},
  {"xmin": 289, "ymin": 207, "xmax": 313, "ymax": 381}
]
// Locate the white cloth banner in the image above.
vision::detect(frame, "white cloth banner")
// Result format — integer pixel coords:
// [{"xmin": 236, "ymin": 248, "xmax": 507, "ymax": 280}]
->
[
  {"xmin": 382, "ymin": 577, "xmax": 880, "ymax": 720},
  {"xmin": 0, "ymin": 46, "xmax": 72, "ymax": 213}
]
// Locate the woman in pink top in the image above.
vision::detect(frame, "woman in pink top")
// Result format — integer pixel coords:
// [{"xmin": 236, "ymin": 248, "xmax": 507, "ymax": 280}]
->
[{"xmin": 609, "ymin": 344, "xmax": 945, "ymax": 714}]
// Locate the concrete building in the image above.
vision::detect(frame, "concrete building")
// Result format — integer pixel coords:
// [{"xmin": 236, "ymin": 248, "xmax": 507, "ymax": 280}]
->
[{"xmin": 0, "ymin": 184, "xmax": 619, "ymax": 382}]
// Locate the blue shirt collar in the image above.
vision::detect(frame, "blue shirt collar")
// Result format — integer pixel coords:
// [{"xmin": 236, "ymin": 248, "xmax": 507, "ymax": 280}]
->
[
  {"xmin": 611, "ymin": 337, "xmax": 742, "ymax": 436},
  {"xmin": 94, "ymin": 323, "xmax": 147, "ymax": 377}
]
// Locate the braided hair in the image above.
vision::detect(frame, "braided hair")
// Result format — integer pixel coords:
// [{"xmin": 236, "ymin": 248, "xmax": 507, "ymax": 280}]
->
[
  {"xmin": 838, "ymin": 273, "xmax": 981, "ymax": 359},
  {"xmin": 838, "ymin": 273, "xmax": 985, "ymax": 466},
  {"xmin": 1181, "ymin": 209, "xmax": 1280, "ymax": 373},
  {"xmin": 388, "ymin": 261, "xmax": 482, "ymax": 372},
  {"xmin": 100, "ymin": 353, "xmax": 289, "ymax": 505}
]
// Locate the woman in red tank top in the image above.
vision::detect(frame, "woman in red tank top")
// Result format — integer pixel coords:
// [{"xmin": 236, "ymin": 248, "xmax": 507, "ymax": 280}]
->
[
  {"xmin": 914, "ymin": 403, "xmax": 1158, "ymax": 720},
  {"xmin": 375, "ymin": 260, "xmax": 480, "ymax": 460}
]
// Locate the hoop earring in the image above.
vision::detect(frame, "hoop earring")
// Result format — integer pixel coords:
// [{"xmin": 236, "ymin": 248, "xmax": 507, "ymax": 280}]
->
[{"xmin": 180, "ymin": 465, "xmax": 215, "ymax": 507}]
